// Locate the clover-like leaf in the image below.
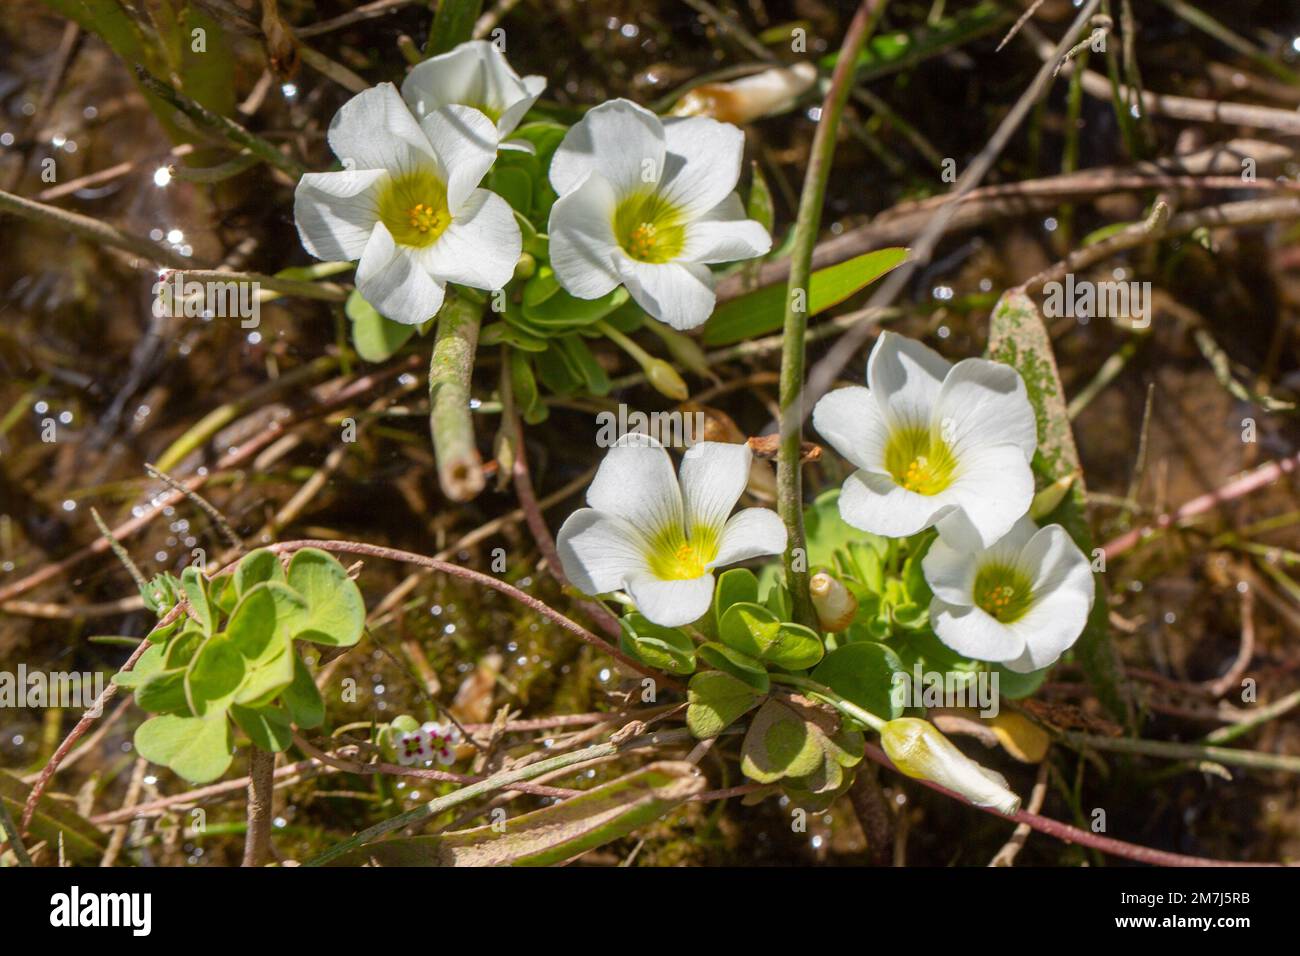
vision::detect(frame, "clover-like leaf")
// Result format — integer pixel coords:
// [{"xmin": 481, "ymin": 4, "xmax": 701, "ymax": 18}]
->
[
  {"xmin": 179, "ymin": 565, "xmax": 213, "ymax": 636},
  {"xmin": 283, "ymin": 654, "xmax": 325, "ymax": 730},
  {"xmin": 714, "ymin": 568, "xmax": 759, "ymax": 629},
  {"xmin": 226, "ymin": 582, "xmax": 303, "ymax": 707},
  {"xmin": 134, "ymin": 714, "xmax": 233, "ymax": 784},
  {"xmin": 283, "ymin": 548, "xmax": 365, "ymax": 646},
  {"xmin": 184, "ymin": 633, "xmax": 245, "ymax": 717},
  {"xmin": 135, "ymin": 669, "xmax": 192, "ymax": 715},
  {"xmin": 812, "ymin": 641, "xmax": 906, "ymax": 722},
  {"xmin": 231, "ymin": 703, "xmax": 294, "ymax": 753},
  {"xmin": 740, "ymin": 695, "xmax": 861, "ymax": 788},
  {"xmin": 740, "ymin": 698, "xmax": 826, "ymax": 784},
  {"xmin": 686, "ymin": 670, "xmax": 763, "ymax": 740},
  {"xmin": 112, "ymin": 642, "xmax": 167, "ymax": 689},
  {"xmin": 719, "ymin": 602, "xmax": 824, "ymax": 671},
  {"xmin": 233, "ymin": 547, "xmax": 286, "ymax": 597},
  {"xmin": 698, "ymin": 642, "xmax": 769, "ymax": 692},
  {"xmin": 619, "ymin": 613, "xmax": 696, "ymax": 675}
]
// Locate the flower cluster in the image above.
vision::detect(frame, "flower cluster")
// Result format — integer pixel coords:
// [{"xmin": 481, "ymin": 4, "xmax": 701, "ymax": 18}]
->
[
  {"xmin": 392, "ymin": 720, "xmax": 462, "ymax": 767},
  {"xmin": 813, "ymin": 332, "xmax": 1095, "ymax": 672},
  {"xmin": 294, "ymin": 41, "xmax": 770, "ymax": 330}
]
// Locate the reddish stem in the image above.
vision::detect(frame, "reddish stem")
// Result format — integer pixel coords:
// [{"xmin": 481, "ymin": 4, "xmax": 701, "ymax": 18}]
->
[
  {"xmin": 1102, "ymin": 450, "xmax": 1300, "ymax": 560},
  {"xmin": 863, "ymin": 743, "xmax": 1280, "ymax": 867}
]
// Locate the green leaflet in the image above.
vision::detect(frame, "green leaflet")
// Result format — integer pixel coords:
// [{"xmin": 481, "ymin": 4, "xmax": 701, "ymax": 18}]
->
[{"xmin": 703, "ymin": 247, "xmax": 909, "ymax": 345}]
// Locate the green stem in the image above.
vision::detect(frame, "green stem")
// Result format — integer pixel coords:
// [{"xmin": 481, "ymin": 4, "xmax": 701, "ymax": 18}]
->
[
  {"xmin": 0, "ymin": 187, "xmax": 188, "ymax": 268},
  {"xmin": 777, "ymin": 0, "xmax": 885, "ymax": 626},
  {"xmin": 134, "ymin": 66, "xmax": 305, "ymax": 178},
  {"xmin": 1065, "ymin": 731, "xmax": 1300, "ymax": 774},
  {"xmin": 429, "ymin": 295, "xmax": 486, "ymax": 501}
]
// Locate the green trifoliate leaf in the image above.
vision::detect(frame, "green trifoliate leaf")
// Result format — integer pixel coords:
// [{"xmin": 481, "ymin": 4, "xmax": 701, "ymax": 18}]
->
[
  {"xmin": 686, "ymin": 670, "xmax": 763, "ymax": 740},
  {"xmin": 134, "ymin": 714, "xmax": 233, "ymax": 784},
  {"xmin": 283, "ymin": 548, "xmax": 365, "ymax": 646},
  {"xmin": 718, "ymin": 602, "xmax": 823, "ymax": 671},
  {"xmin": 619, "ymin": 613, "xmax": 696, "ymax": 675},
  {"xmin": 698, "ymin": 642, "xmax": 769, "ymax": 692}
]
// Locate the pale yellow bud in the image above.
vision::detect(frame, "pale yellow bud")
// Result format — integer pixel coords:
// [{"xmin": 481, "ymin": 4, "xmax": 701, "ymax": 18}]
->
[
  {"xmin": 880, "ymin": 717, "xmax": 1021, "ymax": 815},
  {"xmin": 809, "ymin": 571, "xmax": 858, "ymax": 631},
  {"xmin": 647, "ymin": 360, "xmax": 689, "ymax": 401}
]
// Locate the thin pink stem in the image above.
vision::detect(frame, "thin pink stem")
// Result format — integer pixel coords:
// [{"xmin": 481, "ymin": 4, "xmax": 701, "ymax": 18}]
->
[
  {"xmin": 1102, "ymin": 451, "xmax": 1300, "ymax": 560},
  {"xmin": 863, "ymin": 743, "xmax": 1280, "ymax": 867}
]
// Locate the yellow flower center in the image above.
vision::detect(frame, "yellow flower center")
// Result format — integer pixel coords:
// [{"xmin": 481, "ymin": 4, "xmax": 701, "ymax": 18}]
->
[
  {"xmin": 407, "ymin": 202, "xmax": 449, "ymax": 236},
  {"xmin": 377, "ymin": 169, "xmax": 452, "ymax": 248},
  {"xmin": 614, "ymin": 192, "xmax": 686, "ymax": 264},
  {"xmin": 883, "ymin": 424, "xmax": 958, "ymax": 495},
  {"xmin": 973, "ymin": 564, "xmax": 1034, "ymax": 623},
  {"xmin": 646, "ymin": 525, "xmax": 718, "ymax": 580}
]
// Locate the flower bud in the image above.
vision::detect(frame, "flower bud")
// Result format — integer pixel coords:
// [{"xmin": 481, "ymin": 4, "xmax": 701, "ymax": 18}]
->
[
  {"xmin": 670, "ymin": 63, "xmax": 818, "ymax": 125},
  {"xmin": 513, "ymin": 252, "xmax": 536, "ymax": 281},
  {"xmin": 880, "ymin": 717, "xmax": 1021, "ymax": 815},
  {"xmin": 809, "ymin": 571, "xmax": 857, "ymax": 631},
  {"xmin": 647, "ymin": 360, "xmax": 689, "ymax": 401}
]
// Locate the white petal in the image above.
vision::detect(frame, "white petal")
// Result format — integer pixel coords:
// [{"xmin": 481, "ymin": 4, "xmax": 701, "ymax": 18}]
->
[
  {"xmin": 556, "ymin": 509, "xmax": 650, "ymax": 595},
  {"xmin": 497, "ymin": 74, "xmax": 547, "ymax": 139},
  {"xmin": 934, "ymin": 357, "xmax": 1037, "ymax": 462},
  {"xmin": 712, "ymin": 508, "xmax": 787, "ymax": 567},
  {"xmin": 678, "ymin": 441, "xmax": 751, "ymax": 534},
  {"xmin": 417, "ymin": 189, "xmax": 520, "ymax": 290},
  {"xmin": 1003, "ymin": 593, "xmax": 1090, "ymax": 672},
  {"xmin": 659, "ymin": 116, "xmax": 745, "ymax": 218},
  {"xmin": 680, "ymin": 215, "xmax": 772, "ymax": 264},
  {"xmin": 933, "ymin": 442, "xmax": 1035, "ymax": 550},
  {"xmin": 355, "ymin": 223, "xmax": 446, "ymax": 326},
  {"xmin": 1002, "ymin": 524, "xmax": 1095, "ymax": 672},
  {"xmin": 930, "ymin": 598, "xmax": 1026, "ymax": 663},
  {"xmin": 419, "ymin": 105, "xmax": 499, "ymax": 211},
  {"xmin": 402, "ymin": 41, "xmax": 542, "ymax": 138},
  {"xmin": 866, "ymin": 331, "xmax": 951, "ymax": 428},
  {"xmin": 616, "ymin": 257, "xmax": 716, "ymax": 330},
  {"xmin": 402, "ymin": 41, "xmax": 492, "ymax": 116},
  {"xmin": 920, "ymin": 537, "xmax": 977, "ymax": 606},
  {"xmin": 293, "ymin": 169, "xmax": 384, "ymax": 261},
  {"xmin": 547, "ymin": 172, "xmax": 622, "ymax": 299},
  {"xmin": 1021, "ymin": 523, "xmax": 1095, "ymax": 600},
  {"xmin": 585, "ymin": 439, "xmax": 683, "ymax": 536},
  {"xmin": 328, "ymin": 82, "xmax": 434, "ymax": 172},
  {"xmin": 549, "ymin": 99, "xmax": 665, "ymax": 197},
  {"xmin": 812, "ymin": 386, "xmax": 890, "ymax": 473},
  {"xmin": 625, "ymin": 572, "xmax": 715, "ymax": 628},
  {"xmin": 838, "ymin": 469, "xmax": 952, "ymax": 539}
]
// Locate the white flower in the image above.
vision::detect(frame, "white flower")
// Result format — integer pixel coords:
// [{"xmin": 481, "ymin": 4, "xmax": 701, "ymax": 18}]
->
[
  {"xmin": 811, "ymin": 331, "xmax": 1038, "ymax": 550},
  {"xmin": 880, "ymin": 717, "xmax": 1021, "ymax": 815},
  {"xmin": 393, "ymin": 726, "xmax": 432, "ymax": 766},
  {"xmin": 421, "ymin": 721, "xmax": 461, "ymax": 766},
  {"xmin": 923, "ymin": 516, "xmax": 1095, "ymax": 673},
  {"xmin": 401, "ymin": 40, "xmax": 546, "ymax": 144},
  {"xmin": 293, "ymin": 82, "xmax": 521, "ymax": 327},
  {"xmin": 546, "ymin": 98, "xmax": 771, "ymax": 331},
  {"xmin": 556, "ymin": 436, "xmax": 787, "ymax": 627}
]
